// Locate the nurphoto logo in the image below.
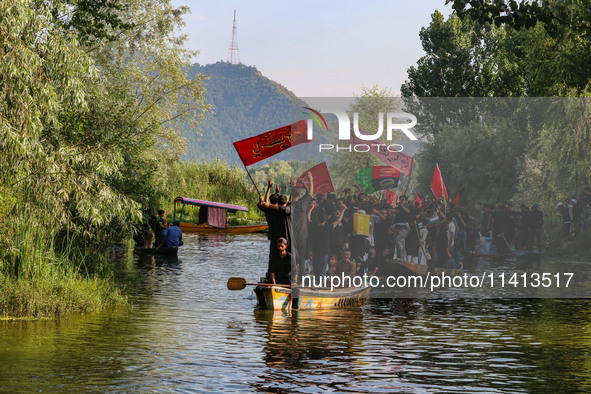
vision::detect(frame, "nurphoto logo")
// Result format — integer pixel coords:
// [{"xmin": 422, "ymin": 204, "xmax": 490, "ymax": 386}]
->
[{"xmin": 304, "ymin": 107, "xmax": 418, "ymax": 153}]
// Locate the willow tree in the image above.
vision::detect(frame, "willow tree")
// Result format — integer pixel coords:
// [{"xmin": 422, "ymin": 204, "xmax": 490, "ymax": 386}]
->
[
  {"xmin": 77, "ymin": 0, "xmax": 210, "ymax": 211},
  {"xmin": 0, "ymin": 1, "xmax": 139, "ymax": 277},
  {"xmin": 0, "ymin": 0, "xmax": 210, "ymax": 279}
]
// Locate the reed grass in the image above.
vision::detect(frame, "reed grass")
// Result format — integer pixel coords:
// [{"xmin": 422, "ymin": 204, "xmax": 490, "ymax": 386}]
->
[
  {"xmin": 0, "ymin": 207, "xmax": 127, "ymax": 318},
  {"xmin": 0, "ymin": 271, "xmax": 126, "ymax": 319}
]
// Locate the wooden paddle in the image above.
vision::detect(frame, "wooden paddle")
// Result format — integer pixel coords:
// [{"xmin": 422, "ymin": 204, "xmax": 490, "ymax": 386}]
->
[
  {"xmin": 149, "ymin": 244, "xmax": 163, "ymax": 255},
  {"xmin": 414, "ymin": 223, "xmax": 431, "ymax": 262},
  {"xmin": 227, "ymin": 277, "xmax": 290, "ymax": 290},
  {"xmin": 501, "ymin": 234, "xmax": 513, "ymax": 253}
]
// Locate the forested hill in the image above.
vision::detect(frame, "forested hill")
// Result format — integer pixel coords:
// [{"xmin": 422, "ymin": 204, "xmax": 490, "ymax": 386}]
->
[{"xmin": 183, "ymin": 62, "xmax": 306, "ymax": 164}]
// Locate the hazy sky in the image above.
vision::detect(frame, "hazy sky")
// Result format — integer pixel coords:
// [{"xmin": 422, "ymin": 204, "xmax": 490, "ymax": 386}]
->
[{"xmin": 173, "ymin": 1, "xmax": 452, "ymax": 97}]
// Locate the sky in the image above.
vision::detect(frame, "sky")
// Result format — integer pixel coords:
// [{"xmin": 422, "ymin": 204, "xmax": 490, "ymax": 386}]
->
[{"xmin": 172, "ymin": 1, "xmax": 453, "ymax": 97}]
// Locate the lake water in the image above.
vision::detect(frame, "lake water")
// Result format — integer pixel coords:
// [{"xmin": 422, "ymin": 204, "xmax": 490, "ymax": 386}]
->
[{"xmin": 1, "ymin": 233, "xmax": 591, "ymax": 392}]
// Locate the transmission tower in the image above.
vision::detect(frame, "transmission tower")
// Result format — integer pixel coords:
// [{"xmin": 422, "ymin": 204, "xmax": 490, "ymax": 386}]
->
[{"xmin": 227, "ymin": 10, "xmax": 240, "ymax": 64}]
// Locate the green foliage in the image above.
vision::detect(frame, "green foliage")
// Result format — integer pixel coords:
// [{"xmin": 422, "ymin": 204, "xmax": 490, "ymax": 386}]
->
[
  {"xmin": 402, "ymin": 11, "xmax": 526, "ymax": 100},
  {"xmin": 515, "ymin": 99, "xmax": 591, "ymax": 207},
  {"xmin": 414, "ymin": 116, "xmax": 528, "ymax": 211},
  {"xmin": 443, "ymin": 1, "xmax": 591, "ymax": 96},
  {"xmin": 52, "ymin": 0, "xmax": 136, "ymax": 45},
  {"xmin": 0, "ymin": 271, "xmax": 127, "ymax": 318},
  {"xmin": 161, "ymin": 160, "xmax": 262, "ymax": 221},
  {"xmin": 0, "ymin": 0, "xmax": 210, "ymax": 316},
  {"xmin": 249, "ymin": 160, "xmax": 316, "ymax": 195},
  {"xmin": 446, "ymin": 0, "xmax": 591, "ymax": 37},
  {"xmin": 401, "ymin": 9, "xmax": 591, "ymax": 215}
]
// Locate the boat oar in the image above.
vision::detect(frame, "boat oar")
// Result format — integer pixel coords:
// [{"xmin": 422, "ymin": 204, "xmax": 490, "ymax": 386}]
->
[
  {"xmin": 414, "ymin": 223, "xmax": 431, "ymax": 262},
  {"xmin": 227, "ymin": 277, "xmax": 290, "ymax": 290},
  {"xmin": 149, "ymin": 243, "xmax": 163, "ymax": 255},
  {"xmin": 501, "ymin": 234, "xmax": 513, "ymax": 252}
]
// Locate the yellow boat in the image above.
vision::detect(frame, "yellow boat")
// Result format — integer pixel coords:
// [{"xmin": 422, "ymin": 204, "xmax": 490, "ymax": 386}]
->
[
  {"xmin": 254, "ymin": 285, "xmax": 370, "ymax": 311},
  {"xmin": 173, "ymin": 197, "xmax": 268, "ymax": 234}
]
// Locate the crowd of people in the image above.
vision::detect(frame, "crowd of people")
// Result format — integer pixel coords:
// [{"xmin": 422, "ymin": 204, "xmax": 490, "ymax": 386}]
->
[
  {"xmin": 258, "ymin": 176, "xmax": 471, "ymax": 286},
  {"xmin": 554, "ymin": 187, "xmax": 591, "ymax": 238},
  {"xmin": 258, "ymin": 178, "xmax": 591, "ymax": 287}
]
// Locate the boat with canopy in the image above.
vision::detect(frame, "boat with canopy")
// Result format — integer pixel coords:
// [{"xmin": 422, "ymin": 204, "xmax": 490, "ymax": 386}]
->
[{"xmin": 173, "ymin": 197, "xmax": 268, "ymax": 234}]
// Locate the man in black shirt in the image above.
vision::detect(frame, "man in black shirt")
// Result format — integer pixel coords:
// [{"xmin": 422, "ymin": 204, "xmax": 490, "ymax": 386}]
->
[
  {"xmin": 269, "ymin": 237, "xmax": 296, "ymax": 285},
  {"xmin": 154, "ymin": 209, "xmax": 168, "ymax": 246},
  {"xmin": 291, "ymin": 174, "xmax": 313, "ymax": 279},
  {"xmin": 529, "ymin": 202, "xmax": 544, "ymax": 251}
]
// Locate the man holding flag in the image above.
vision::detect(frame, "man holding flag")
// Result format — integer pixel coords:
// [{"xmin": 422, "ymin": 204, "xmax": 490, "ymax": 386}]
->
[{"xmin": 234, "ymin": 120, "xmax": 312, "ymax": 289}]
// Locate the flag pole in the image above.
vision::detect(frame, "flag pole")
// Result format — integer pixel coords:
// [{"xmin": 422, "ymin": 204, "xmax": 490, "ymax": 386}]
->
[
  {"xmin": 404, "ymin": 174, "xmax": 413, "ymax": 195},
  {"xmin": 242, "ymin": 164, "xmax": 261, "ymax": 197}
]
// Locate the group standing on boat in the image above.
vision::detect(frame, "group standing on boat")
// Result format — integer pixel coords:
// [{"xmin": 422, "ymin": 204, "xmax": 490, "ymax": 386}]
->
[{"xmin": 254, "ymin": 176, "xmax": 590, "ymax": 288}]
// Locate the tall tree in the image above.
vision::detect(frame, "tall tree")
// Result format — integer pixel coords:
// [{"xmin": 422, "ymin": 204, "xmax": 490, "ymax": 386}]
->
[
  {"xmin": 402, "ymin": 11, "xmax": 526, "ymax": 99},
  {"xmin": 446, "ymin": 0, "xmax": 591, "ymax": 95},
  {"xmin": 0, "ymin": 0, "xmax": 210, "ymax": 277}
]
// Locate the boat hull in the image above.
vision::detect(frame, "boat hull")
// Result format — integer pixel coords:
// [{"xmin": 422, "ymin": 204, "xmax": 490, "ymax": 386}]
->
[
  {"xmin": 463, "ymin": 250, "xmax": 542, "ymax": 262},
  {"xmin": 381, "ymin": 259, "xmax": 462, "ymax": 277},
  {"xmin": 134, "ymin": 246, "xmax": 179, "ymax": 256},
  {"xmin": 254, "ymin": 285, "xmax": 370, "ymax": 311},
  {"xmin": 179, "ymin": 222, "xmax": 268, "ymax": 234}
]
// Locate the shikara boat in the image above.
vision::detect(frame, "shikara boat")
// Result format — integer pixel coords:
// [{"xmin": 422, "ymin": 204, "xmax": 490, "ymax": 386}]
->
[
  {"xmin": 134, "ymin": 245, "xmax": 179, "ymax": 256},
  {"xmin": 173, "ymin": 197, "xmax": 268, "ymax": 234},
  {"xmin": 254, "ymin": 285, "xmax": 370, "ymax": 311}
]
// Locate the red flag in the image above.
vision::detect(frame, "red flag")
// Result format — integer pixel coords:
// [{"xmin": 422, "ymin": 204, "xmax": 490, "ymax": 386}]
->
[
  {"xmin": 233, "ymin": 120, "xmax": 310, "ymax": 166},
  {"xmin": 414, "ymin": 192, "xmax": 422, "ymax": 207},
  {"xmin": 452, "ymin": 193, "xmax": 459, "ymax": 206},
  {"xmin": 385, "ymin": 189, "xmax": 395, "ymax": 205},
  {"xmin": 430, "ymin": 164, "xmax": 449, "ymax": 201},
  {"xmin": 349, "ymin": 125, "xmax": 414, "ymax": 176},
  {"xmin": 298, "ymin": 162, "xmax": 334, "ymax": 195}
]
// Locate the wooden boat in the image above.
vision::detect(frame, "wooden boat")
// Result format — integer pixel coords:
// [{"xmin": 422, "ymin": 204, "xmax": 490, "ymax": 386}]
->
[
  {"xmin": 134, "ymin": 245, "xmax": 179, "ymax": 256},
  {"xmin": 178, "ymin": 222, "xmax": 268, "ymax": 234},
  {"xmin": 462, "ymin": 250, "xmax": 542, "ymax": 262},
  {"xmin": 254, "ymin": 285, "xmax": 370, "ymax": 311},
  {"xmin": 470, "ymin": 237, "xmax": 542, "ymax": 261},
  {"xmin": 173, "ymin": 197, "xmax": 268, "ymax": 234}
]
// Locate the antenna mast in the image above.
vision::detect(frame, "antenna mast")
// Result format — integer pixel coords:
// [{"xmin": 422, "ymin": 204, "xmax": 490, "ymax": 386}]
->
[{"xmin": 227, "ymin": 10, "xmax": 240, "ymax": 64}]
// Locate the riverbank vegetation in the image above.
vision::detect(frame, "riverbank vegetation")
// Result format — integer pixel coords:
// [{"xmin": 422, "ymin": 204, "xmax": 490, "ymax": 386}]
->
[
  {"xmin": 0, "ymin": 0, "xmax": 210, "ymax": 318},
  {"xmin": 161, "ymin": 160, "xmax": 263, "ymax": 223}
]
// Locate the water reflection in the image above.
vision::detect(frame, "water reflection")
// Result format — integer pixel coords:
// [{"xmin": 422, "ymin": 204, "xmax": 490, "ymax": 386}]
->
[
  {"xmin": 1, "ymin": 234, "xmax": 591, "ymax": 392},
  {"xmin": 253, "ymin": 308, "xmax": 367, "ymax": 392}
]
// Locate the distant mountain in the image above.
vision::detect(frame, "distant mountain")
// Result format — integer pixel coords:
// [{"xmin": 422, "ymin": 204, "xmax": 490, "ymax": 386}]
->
[{"xmin": 183, "ymin": 62, "xmax": 307, "ymax": 165}]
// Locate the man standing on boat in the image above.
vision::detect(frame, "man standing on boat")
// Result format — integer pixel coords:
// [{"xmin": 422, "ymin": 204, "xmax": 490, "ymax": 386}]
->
[
  {"xmin": 258, "ymin": 179, "xmax": 295, "ymax": 282},
  {"xmin": 529, "ymin": 202, "xmax": 544, "ymax": 251},
  {"xmin": 291, "ymin": 173, "xmax": 314, "ymax": 282},
  {"xmin": 155, "ymin": 209, "xmax": 168, "ymax": 246}
]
